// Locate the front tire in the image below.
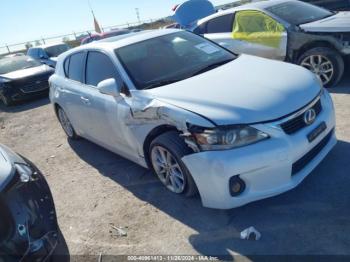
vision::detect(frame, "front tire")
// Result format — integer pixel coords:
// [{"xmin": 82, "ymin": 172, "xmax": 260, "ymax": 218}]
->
[
  {"xmin": 57, "ymin": 107, "xmax": 79, "ymax": 140},
  {"xmin": 297, "ymin": 47, "xmax": 344, "ymax": 88},
  {"xmin": 149, "ymin": 131, "xmax": 197, "ymax": 197}
]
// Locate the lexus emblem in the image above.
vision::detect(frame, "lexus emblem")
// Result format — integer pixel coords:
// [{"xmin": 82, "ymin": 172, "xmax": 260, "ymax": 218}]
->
[{"xmin": 304, "ymin": 109, "xmax": 316, "ymax": 125}]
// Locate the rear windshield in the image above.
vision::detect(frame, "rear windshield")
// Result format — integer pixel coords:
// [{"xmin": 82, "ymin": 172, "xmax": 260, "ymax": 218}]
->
[
  {"xmin": 44, "ymin": 44, "xmax": 70, "ymax": 57},
  {"xmin": 0, "ymin": 56, "xmax": 42, "ymax": 75},
  {"xmin": 266, "ymin": 1, "xmax": 334, "ymax": 25}
]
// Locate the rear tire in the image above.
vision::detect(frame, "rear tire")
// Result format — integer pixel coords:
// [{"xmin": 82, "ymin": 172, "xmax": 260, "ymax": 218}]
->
[
  {"xmin": 149, "ymin": 131, "xmax": 197, "ymax": 197},
  {"xmin": 297, "ymin": 47, "xmax": 344, "ymax": 88},
  {"xmin": 57, "ymin": 107, "xmax": 79, "ymax": 140}
]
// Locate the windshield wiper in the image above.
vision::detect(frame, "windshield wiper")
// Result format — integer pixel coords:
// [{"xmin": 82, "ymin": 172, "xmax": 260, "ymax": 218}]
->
[
  {"xmin": 143, "ymin": 78, "xmax": 183, "ymax": 90},
  {"xmin": 191, "ymin": 58, "xmax": 234, "ymax": 77}
]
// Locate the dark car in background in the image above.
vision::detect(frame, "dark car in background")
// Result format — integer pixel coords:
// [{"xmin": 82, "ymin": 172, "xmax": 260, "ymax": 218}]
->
[
  {"xmin": 27, "ymin": 43, "xmax": 71, "ymax": 68},
  {"xmin": 302, "ymin": 0, "xmax": 350, "ymax": 10},
  {"xmin": 0, "ymin": 56, "xmax": 54, "ymax": 106},
  {"xmin": 0, "ymin": 144, "xmax": 58, "ymax": 261},
  {"xmin": 80, "ymin": 29, "xmax": 131, "ymax": 45}
]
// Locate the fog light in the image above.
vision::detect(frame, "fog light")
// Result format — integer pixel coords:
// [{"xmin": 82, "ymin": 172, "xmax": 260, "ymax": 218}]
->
[{"xmin": 229, "ymin": 176, "xmax": 245, "ymax": 196}]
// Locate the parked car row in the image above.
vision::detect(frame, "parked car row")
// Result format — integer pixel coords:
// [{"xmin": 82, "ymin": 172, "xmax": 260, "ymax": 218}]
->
[{"xmin": 0, "ymin": 1, "xmax": 344, "ymax": 259}]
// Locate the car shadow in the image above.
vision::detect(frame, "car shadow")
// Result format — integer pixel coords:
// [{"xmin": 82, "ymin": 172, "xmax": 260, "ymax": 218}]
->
[
  {"xmin": 328, "ymin": 72, "xmax": 350, "ymax": 94},
  {"xmin": 68, "ymin": 138, "xmax": 350, "ymax": 258},
  {"xmin": 0, "ymin": 97, "xmax": 50, "ymax": 113}
]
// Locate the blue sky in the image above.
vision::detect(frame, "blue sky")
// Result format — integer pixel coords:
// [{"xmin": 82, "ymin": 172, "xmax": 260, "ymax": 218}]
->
[{"xmin": 0, "ymin": 0, "xmax": 230, "ymax": 46}]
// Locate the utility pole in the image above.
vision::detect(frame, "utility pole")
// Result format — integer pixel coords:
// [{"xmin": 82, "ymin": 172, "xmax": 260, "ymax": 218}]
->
[{"xmin": 135, "ymin": 8, "xmax": 141, "ymax": 24}]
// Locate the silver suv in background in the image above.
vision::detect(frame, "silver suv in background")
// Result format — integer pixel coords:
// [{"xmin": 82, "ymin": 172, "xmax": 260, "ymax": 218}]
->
[{"xmin": 27, "ymin": 43, "xmax": 70, "ymax": 68}]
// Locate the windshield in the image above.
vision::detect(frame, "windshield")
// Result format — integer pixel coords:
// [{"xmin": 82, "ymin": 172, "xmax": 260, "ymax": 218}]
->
[
  {"xmin": 266, "ymin": 1, "xmax": 334, "ymax": 25},
  {"xmin": 44, "ymin": 44, "xmax": 70, "ymax": 57},
  {"xmin": 115, "ymin": 31, "xmax": 236, "ymax": 90},
  {"xmin": 0, "ymin": 56, "xmax": 42, "ymax": 75}
]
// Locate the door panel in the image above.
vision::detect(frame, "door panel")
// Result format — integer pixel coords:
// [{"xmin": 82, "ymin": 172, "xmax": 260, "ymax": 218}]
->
[
  {"xmin": 60, "ymin": 79, "xmax": 92, "ymax": 137},
  {"xmin": 231, "ymin": 10, "xmax": 287, "ymax": 60},
  {"xmin": 60, "ymin": 52, "xmax": 92, "ymax": 136},
  {"xmin": 83, "ymin": 51, "xmax": 135, "ymax": 156}
]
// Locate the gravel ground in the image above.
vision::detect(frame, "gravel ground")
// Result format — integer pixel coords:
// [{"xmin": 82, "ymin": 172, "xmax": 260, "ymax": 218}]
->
[{"xmin": 0, "ymin": 70, "xmax": 349, "ymax": 261}]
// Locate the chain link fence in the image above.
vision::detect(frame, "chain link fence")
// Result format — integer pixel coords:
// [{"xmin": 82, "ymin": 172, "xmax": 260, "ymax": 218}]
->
[{"xmin": 0, "ymin": 18, "xmax": 172, "ymax": 56}]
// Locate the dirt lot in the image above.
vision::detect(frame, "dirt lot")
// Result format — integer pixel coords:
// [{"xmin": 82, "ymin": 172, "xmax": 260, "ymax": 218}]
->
[{"xmin": 0, "ymin": 72, "xmax": 350, "ymax": 260}]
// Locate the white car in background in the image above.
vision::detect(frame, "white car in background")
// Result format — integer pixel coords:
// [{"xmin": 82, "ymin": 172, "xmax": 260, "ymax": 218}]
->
[
  {"xmin": 177, "ymin": 0, "xmax": 350, "ymax": 87},
  {"xmin": 49, "ymin": 30, "xmax": 336, "ymax": 209},
  {"xmin": 27, "ymin": 43, "xmax": 70, "ymax": 68}
]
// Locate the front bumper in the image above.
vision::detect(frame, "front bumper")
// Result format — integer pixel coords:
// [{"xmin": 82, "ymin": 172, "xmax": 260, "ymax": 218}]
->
[
  {"xmin": 182, "ymin": 90, "xmax": 337, "ymax": 209},
  {"xmin": 1, "ymin": 84, "xmax": 49, "ymax": 103},
  {"xmin": 0, "ymin": 158, "xmax": 58, "ymax": 261}
]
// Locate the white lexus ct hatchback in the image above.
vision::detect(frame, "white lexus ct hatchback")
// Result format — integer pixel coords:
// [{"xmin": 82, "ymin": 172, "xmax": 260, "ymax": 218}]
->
[{"xmin": 49, "ymin": 29, "xmax": 336, "ymax": 209}]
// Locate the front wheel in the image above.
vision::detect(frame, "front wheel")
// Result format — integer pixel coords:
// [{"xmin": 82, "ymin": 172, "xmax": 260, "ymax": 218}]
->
[
  {"xmin": 149, "ymin": 131, "xmax": 197, "ymax": 197},
  {"xmin": 297, "ymin": 47, "xmax": 344, "ymax": 88}
]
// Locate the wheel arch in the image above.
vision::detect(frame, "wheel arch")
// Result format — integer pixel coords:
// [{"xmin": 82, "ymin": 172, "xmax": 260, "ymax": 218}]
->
[
  {"xmin": 143, "ymin": 125, "xmax": 179, "ymax": 168},
  {"xmin": 53, "ymin": 103, "xmax": 61, "ymax": 119},
  {"xmin": 293, "ymin": 40, "xmax": 339, "ymax": 62}
]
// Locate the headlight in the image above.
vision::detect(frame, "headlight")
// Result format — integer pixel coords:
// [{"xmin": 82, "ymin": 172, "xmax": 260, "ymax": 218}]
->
[
  {"xmin": 14, "ymin": 163, "xmax": 35, "ymax": 183},
  {"xmin": 189, "ymin": 125, "xmax": 269, "ymax": 151}
]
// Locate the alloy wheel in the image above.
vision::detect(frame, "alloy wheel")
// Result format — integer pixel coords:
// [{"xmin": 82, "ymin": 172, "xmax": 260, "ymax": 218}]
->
[
  {"xmin": 151, "ymin": 146, "xmax": 186, "ymax": 194},
  {"xmin": 300, "ymin": 55, "xmax": 334, "ymax": 86}
]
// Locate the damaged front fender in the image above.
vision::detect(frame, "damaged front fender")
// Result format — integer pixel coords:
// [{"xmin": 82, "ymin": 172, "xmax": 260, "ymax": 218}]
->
[{"xmin": 124, "ymin": 91, "xmax": 216, "ymax": 157}]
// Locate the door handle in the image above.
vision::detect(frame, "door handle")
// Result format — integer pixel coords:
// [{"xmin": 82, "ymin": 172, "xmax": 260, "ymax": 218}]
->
[{"xmin": 80, "ymin": 96, "xmax": 90, "ymax": 104}]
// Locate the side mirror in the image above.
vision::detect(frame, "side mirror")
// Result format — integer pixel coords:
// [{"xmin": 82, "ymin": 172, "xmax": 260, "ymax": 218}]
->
[{"xmin": 98, "ymin": 78, "xmax": 121, "ymax": 97}]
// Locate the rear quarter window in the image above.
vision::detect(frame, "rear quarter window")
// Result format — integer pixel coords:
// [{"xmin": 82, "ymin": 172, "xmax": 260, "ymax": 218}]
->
[
  {"xmin": 67, "ymin": 52, "xmax": 85, "ymax": 82},
  {"xmin": 63, "ymin": 56, "xmax": 70, "ymax": 77}
]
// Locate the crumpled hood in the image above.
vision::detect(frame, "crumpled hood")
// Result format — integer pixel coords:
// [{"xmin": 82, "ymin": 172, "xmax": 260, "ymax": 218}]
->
[
  {"xmin": 147, "ymin": 55, "xmax": 321, "ymax": 126},
  {"xmin": 300, "ymin": 12, "xmax": 350, "ymax": 32},
  {"xmin": 0, "ymin": 64, "xmax": 52, "ymax": 80},
  {"xmin": 0, "ymin": 145, "xmax": 24, "ymax": 192}
]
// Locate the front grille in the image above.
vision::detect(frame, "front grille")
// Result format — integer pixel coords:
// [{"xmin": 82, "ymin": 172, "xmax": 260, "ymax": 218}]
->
[
  {"xmin": 291, "ymin": 129, "xmax": 333, "ymax": 176},
  {"xmin": 20, "ymin": 76, "xmax": 49, "ymax": 93},
  {"xmin": 281, "ymin": 99, "xmax": 322, "ymax": 135}
]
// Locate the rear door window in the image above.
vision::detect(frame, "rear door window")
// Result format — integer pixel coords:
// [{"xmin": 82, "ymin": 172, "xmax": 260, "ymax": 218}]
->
[
  {"xmin": 67, "ymin": 52, "xmax": 85, "ymax": 82},
  {"xmin": 85, "ymin": 51, "xmax": 117, "ymax": 87},
  {"xmin": 206, "ymin": 13, "xmax": 234, "ymax": 33}
]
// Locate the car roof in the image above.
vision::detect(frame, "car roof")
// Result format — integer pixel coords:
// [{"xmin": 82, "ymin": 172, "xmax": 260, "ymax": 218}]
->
[
  {"xmin": 197, "ymin": 0, "xmax": 293, "ymax": 24},
  {"xmin": 64, "ymin": 29, "xmax": 181, "ymax": 55}
]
